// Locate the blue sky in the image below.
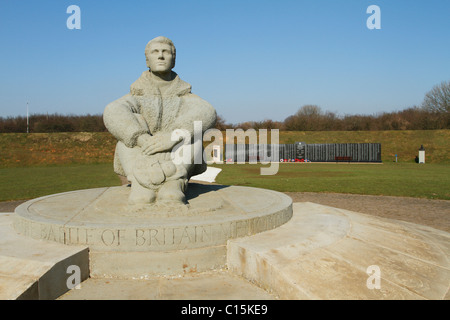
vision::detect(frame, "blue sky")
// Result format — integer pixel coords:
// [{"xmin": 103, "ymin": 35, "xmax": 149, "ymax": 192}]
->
[{"xmin": 0, "ymin": 0, "xmax": 449, "ymax": 124}]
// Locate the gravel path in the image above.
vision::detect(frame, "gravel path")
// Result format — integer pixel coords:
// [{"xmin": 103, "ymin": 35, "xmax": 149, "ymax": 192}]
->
[
  {"xmin": 284, "ymin": 192, "xmax": 450, "ymax": 233},
  {"xmin": 2, "ymin": 192, "xmax": 449, "ymax": 233},
  {"xmin": 0, "ymin": 200, "xmax": 26, "ymax": 213}
]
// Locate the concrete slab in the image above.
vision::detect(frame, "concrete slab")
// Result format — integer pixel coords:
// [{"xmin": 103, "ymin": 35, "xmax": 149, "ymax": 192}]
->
[
  {"xmin": 227, "ymin": 202, "xmax": 450, "ymax": 300},
  {"xmin": 0, "ymin": 213, "xmax": 89, "ymax": 300},
  {"xmin": 4, "ymin": 200, "xmax": 449, "ymax": 300},
  {"xmin": 190, "ymin": 166, "xmax": 222, "ymax": 183},
  {"xmin": 59, "ymin": 270, "xmax": 277, "ymax": 300},
  {"xmin": 14, "ymin": 185, "xmax": 292, "ymax": 277}
]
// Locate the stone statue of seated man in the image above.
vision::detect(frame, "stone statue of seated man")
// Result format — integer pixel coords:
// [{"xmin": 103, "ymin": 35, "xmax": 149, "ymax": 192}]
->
[{"xmin": 103, "ymin": 36, "xmax": 216, "ymax": 206}]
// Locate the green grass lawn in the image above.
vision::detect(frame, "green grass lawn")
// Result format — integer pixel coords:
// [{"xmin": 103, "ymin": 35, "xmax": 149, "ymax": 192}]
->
[
  {"xmin": 1, "ymin": 162, "xmax": 448, "ymax": 202},
  {"xmin": 213, "ymin": 162, "xmax": 450, "ymax": 200},
  {"xmin": 0, "ymin": 130, "xmax": 449, "ymax": 201},
  {"xmin": 0, "ymin": 163, "xmax": 121, "ymax": 201}
]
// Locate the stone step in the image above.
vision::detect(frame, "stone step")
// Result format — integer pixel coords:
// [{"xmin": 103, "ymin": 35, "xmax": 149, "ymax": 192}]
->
[
  {"xmin": 227, "ymin": 202, "xmax": 450, "ymax": 300},
  {"xmin": 58, "ymin": 270, "xmax": 276, "ymax": 300},
  {"xmin": 0, "ymin": 213, "xmax": 89, "ymax": 300}
]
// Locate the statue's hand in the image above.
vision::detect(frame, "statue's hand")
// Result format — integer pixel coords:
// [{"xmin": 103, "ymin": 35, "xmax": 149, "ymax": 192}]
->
[{"xmin": 138, "ymin": 133, "xmax": 182, "ymax": 156}]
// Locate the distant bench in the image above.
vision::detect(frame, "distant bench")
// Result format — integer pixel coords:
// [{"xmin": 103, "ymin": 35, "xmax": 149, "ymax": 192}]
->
[{"xmin": 335, "ymin": 156, "xmax": 352, "ymax": 161}]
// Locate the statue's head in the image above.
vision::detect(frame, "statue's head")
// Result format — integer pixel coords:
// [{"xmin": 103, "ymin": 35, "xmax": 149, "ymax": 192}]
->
[{"xmin": 145, "ymin": 36, "xmax": 176, "ymax": 73}]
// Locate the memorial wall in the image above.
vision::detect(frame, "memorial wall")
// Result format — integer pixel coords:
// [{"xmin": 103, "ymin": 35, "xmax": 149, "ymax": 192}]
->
[{"xmin": 224, "ymin": 142, "xmax": 382, "ymax": 163}]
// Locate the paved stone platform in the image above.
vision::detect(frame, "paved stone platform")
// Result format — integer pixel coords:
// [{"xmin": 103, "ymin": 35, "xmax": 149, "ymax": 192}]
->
[
  {"xmin": 13, "ymin": 184, "xmax": 292, "ymax": 277},
  {"xmin": 3, "ymin": 199, "xmax": 449, "ymax": 299},
  {"xmin": 228, "ymin": 202, "xmax": 450, "ymax": 300},
  {"xmin": 0, "ymin": 213, "xmax": 89, "ymax": 300}
]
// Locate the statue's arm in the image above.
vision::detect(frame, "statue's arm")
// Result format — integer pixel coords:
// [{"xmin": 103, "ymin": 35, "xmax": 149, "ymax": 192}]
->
[
  {"xmin": 103, "ymin": 94, "xmax": 148, "ymax": 148},
  {"xmin": 176, "ymin": 94, "xmax": 217, "ymax": 135},
  {"xmin": 139, "ymin": 94, "xmax": 216, "ymax": 156}
]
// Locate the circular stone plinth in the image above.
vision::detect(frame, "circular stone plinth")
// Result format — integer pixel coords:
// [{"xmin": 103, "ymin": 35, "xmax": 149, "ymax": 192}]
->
[{"xmin": 13, "ymin": 183, "xmax": 292, "ymax": 277}]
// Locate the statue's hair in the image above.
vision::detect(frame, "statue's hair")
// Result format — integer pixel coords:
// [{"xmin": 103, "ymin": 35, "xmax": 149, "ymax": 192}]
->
[{"xmin": 145, "ymin": 36, "xmax": 176, "ymax": 69}]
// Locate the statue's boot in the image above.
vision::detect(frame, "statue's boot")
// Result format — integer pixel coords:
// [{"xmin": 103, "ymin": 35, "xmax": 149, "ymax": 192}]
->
[
  {"xmin": 128, "ymin": 177, "xmax": 156, "ymax": 205},
  {"xmin": 133, "ymin": 157, "xmax": 166, "ymax": 188},
  {"xmin": 156, "ymin": 179, "xmax": 186, "ymax": 204}
]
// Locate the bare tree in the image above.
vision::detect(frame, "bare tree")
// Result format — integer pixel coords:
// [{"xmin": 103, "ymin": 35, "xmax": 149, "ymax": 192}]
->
[
  {"xmin": 422, "ymin": 80, "xmax": 450, "ymax": 113},
  {"xmin": 214, "ymin": 114, "xmax": 233, "ymax": 131},
  {"xmin": 295, "ymin": 105, "xmax": 322, "ymax": 117}
]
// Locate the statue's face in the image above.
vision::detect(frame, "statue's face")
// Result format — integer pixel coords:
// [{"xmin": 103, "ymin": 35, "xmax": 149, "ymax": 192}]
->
[{"xmin": 146, "ymin": 42, "xmax": 174, "ymax": 73}]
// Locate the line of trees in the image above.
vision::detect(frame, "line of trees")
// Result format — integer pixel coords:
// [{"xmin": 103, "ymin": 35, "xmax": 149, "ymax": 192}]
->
[
  {"xmin": 218, "ymin": 80, "xmax": 450, "ymax": 131},
  {"xmin": 218, "ymin": 105, "xmax": 449, "ymax": 131},
  {"xmin": 1, "ymin": 107, "xmax": 447, "ymax": 133},
  {"xmin": 0, "ymin": 114, "xmax": 107, "ymax": 133},
  {"xmin": 1, "ymin": 81, "xmax": 448, "ymax": 133}
]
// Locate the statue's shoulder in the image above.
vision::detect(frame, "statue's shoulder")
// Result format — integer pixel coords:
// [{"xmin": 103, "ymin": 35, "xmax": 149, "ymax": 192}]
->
[
  {"xmin": 105, "ymin": 93, "xmax": 138, "ymax": 111},
  {"xmin": 183, "ymin": 93, "xmax": 213, "ymax": 108},
  {"xmin": 130, "ymin": 71, "xmax": 157, "ymax": 96},
  {"xmin": 182, "ymin": 93, "xmax": 216, "ymax": 127}
]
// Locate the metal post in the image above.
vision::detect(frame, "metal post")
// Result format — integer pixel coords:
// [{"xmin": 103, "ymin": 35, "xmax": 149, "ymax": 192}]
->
[{"xmin": 26, "ymin": 101, "xmax": 29, "ymax": 133}]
